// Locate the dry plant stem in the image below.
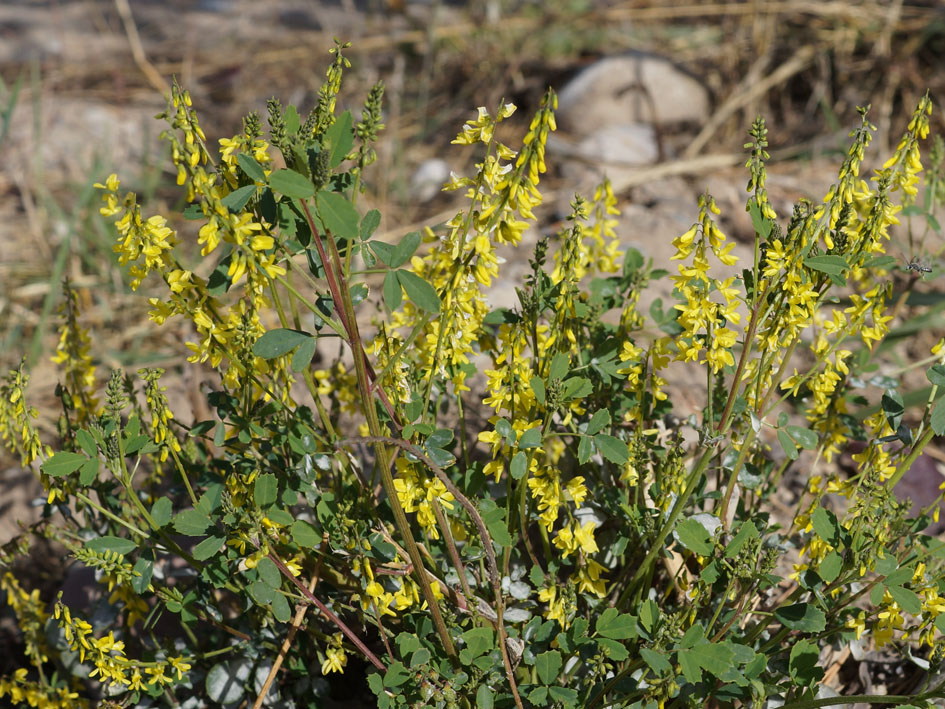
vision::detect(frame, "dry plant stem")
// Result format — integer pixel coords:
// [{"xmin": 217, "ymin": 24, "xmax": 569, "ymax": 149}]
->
[
  {"xmin": 340, "ymin": 435, "xmax": 524, "ymax": 709},
  {"xmin": 683, "ymin": 45, "xmax": 815, "ymax": 159},
  {"xmin": 299, "ymin": 201, "xmax": 456, "ymax": 663},
  {"xmin": 300, "ymin": 200, "xmax": 401, "ymax": 431},
  {"xmin": 431, "ymin": 498, "xmax": 474, "ymax": 602},
  {"xmin": 253, "ymin": 564, "xmax": 322, "ymax": 709},
  {"xmin": 375, "ymin": 524, "xmax": 473, "ymax": 614},
  {"xmin": 262, "ymin": 547, "xmax": 386, "ymax": 671},
  {"xmin": 113, "ymin": 0, "xmax": 170, "ymax": 95}
]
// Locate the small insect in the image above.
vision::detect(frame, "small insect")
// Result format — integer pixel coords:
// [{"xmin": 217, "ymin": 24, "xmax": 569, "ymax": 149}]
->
[{"xmin": 906, "ymin": 258, "xmax": 933, "ymax": 274}]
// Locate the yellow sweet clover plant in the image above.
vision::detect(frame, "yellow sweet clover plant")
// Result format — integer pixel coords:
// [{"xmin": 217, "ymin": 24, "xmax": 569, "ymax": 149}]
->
[{"xmin": 3, "ymin": 42, "xmax": 945, "ymax": 708}]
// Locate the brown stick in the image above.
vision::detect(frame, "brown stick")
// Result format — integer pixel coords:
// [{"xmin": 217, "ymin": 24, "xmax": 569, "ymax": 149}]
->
[
  {"xmin": 253, "ymin": 554, "xmax": 323, "ymax": 709},
  {"xmin": 259, "ymin": 544, "xmax": 386, "ymax": 671}
]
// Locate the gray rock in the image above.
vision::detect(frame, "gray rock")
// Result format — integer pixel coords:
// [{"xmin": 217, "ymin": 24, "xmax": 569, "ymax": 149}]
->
[
  {"xmin": 410, "ymin": 158, "xmax": 452, "ymax": 203},
  {"xmin": 557, "ymin": 52, "xmax": 710, "ymax": 132}
]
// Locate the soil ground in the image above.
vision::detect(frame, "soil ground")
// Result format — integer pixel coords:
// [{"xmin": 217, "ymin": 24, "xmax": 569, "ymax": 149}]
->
[{"xmin": 3, "ymin": 0, "xmax": 945, "ymax": 703}]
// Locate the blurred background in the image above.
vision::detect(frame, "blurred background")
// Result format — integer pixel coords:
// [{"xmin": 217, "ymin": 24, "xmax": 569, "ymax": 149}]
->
[{"xmin": 1, "ymin": 0, "xmax": 945, "ymax": 555}]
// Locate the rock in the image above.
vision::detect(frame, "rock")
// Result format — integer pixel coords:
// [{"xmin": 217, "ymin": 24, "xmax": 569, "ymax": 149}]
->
[
  {"xmin": 410, "ymin": 158, "xmax": 452, "ymax": 203},
  {"xmin": 556, "ymin": 52, "xmax": 710, "ymax": 133},
  {"xmin": 550, "ymin": 123, "xmax": 659, "ymax": 198}
]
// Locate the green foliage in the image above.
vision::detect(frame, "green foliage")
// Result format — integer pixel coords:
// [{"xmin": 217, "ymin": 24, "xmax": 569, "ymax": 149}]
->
[{"xmin": 3, "ymin": 43, "xmax": 945, "ymax": 709}]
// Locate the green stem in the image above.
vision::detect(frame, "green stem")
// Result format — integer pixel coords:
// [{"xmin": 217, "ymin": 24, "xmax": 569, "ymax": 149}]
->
[{"xmin": 616, "ymin": 447, "xmax": 713, "ymax": 609}]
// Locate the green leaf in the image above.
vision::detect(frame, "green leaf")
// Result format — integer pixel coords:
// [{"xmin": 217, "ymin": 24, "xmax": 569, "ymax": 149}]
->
[
  {"xmin": 325, "ymin": 110, "xmax": 353, "ymax": 168},
  {"xmin": 41, "ymin": 451, "xmax": 87, "ymax": 478},
  {"xmin": 270, "ymin": 168, "xmax": 314, "ymax": 199},
  {"xmin": 173, "ymin": 509, "xmax": 211, "ymax": 536},
  {"xmin": 777, "ymin": 429, "xmax": 798, "ymax": 460},
  {"xmin": 686, "ymin": 641, "xmax": 735, "ymax": 678},
  {"xmin": 87, "ymin": 536, "xmax": 136, "ymax": 555},
  {"xmin": 640, "ymin": 648, "xmax": 671, "ymax": 675},
  {"xmin": 882, "ymin": 388, "xmax": 906, "ymax": 432},
  {"xmin": 410, "ymin": 647, "xmax": 431, "ymax": 668},
  {"xmin": 221, "ymin": 184, "xmax": 256, "ymax": 213},
  {"xmin": 131, "ymin": 555, "xmax": 153, "ymax": 594},
  {"xmin": 383, "ymin": 661, "xmax": 409, "ymax": 688},
  {"xmin": 549, "ymin": 353, "xmax": 570, "ymax": 380},
  {"xmin": 290, "ymin": 336, "xmax": 317, "ymax": 372},
  {"xmin": 237, "ymin": 152, "xmax": 267, "ymax": 182},
  {"xmin": 270, "ymin": 592, "xmax": 291, "ymax": 622},
  {"xmin": 596, "ymin": 637, "xmax": 629, "ymax": 661},
  {"xmin": 193, "ymin": 535, "xmax": 226, "ymax": 561},
  {"xmin": 562, "ymin": 376, "xmax": 592, "ymax": 400},
  {"xmin": 639, "ymin": 599, "xmax": 659, "ymax": 634},
  {"xmin": 371, "ymin": 240, "xmax": 395, "ymax": 266},
  {"xmin": 396, "ymin": 632, "xmax": 420, "ymax": 657},
  {"xmin": 786, "ymin": 425, "xmax": 818, "ymax": 450},
  {"xmin": 811, "ymin": 507, "xmax": 839, "ymax": 545},
  {"xmin": 748, "ymin": 201, "xmax": 773, "ymax": 240},
  {"xmin": 595, "ymin": 434, "xmax": 629, "ymax": 464},
  {"xmin": 360, "ymin": 209, "xmax": 381, "ymax": 240},
  {"xmin": 586, "ymin": 409, "xmax": 611, "ymax": 435},
  {"xmin": 678, "ymin": 648, "xmax": 703, "ymax": 684},
  {"xmin": 510, "ymin": 451, "xmax": 527, "ymax": 480},
  {"xmin": 775, "ymin": 603, "xmax": 826, "ymax": 632},
  {"xmin": 151, "ymin": 498, "xmax": 173, "ymax": 528},
  {"xmin": 254, "ymin": 473, "xmax": 278, "ymax": 508},
  {"xmin": 257, "ymin": 557, "xmax": 282, "ymax": 588},
  {"xmin": 290, "ymin": 520, "xmax": 319, "ymax": 548},
  {"xmin": 397, "ymin": 270, "xmax": 440, "ymax": 313},
  {"xmin": 578, "ymin": 436, "xmax": 594, "ymax": 464},
  {"xmin": 461, "ymin": 627, "xmax": 493, "ymax": 659},
  {"xmin": 482, "ymin": 508, "xmax": 513, "ymax": 548},
  {"xmin": 887, "ymin": 585, "xmax": 922, "ymax": 615},
  {"xmin": 391, "ymin": 231, "xmax": 421, "ymax": 268},
  {"xmin": 253, "ymin": 328, "xmax": 313, "ymax": 359},
  {"xmin": 676, "ymin": 518, "xmax": 714, "ymax": 555},
  {"xmin": 789, "ymin": 639, "xmax": 824, "ymax": 687},
  {"xmin": 531, "ymin": 376, "xmax": 546, "ymax": 405},
  {"xmin": 75, "ymin": 429, "xmax": 97, "ymax": 456},
  {"xmin": 803, "ymin": 254, "xmax": 847, "ymax": 277},
  {"xmin": 818, "ymin": 550, "xmax": 843, "ymax": 583},
  {"xmin": 382, "ymin": 270, "xmax": 403, "ymax": 310},
  {"xmin": 547, "ymin": 687, "xmax": 578, "ymax": 706},
  {"xmin": 519, "ymin": 427, "xmax": 542, "ymax": 449},
  {"xmin": 535, "ymin": 650, "xmax": 563, "ymax": 685},
  {"xmin": 528, "ymin": 687, "xmax": 549, "ymax": 706},
  {"xmin": 317, "ymin": 190, "xmax": 360, "ymax": 241},
  {"xmin": 78, "ymin": 457, "xmax": 99, "ymax": 485},
  {"xmin": 596, "ymin": 607, "xmax": 637, "ymax": 640},
  {"xmin": 932, "ymin": 399, "xmax": 945, "ymax": 436},
  {"xmin": 476, "ymin": 685, "xmax": 494, "ymax": 709},
  {"xmin": 927, "ymin": 364, "xmax": 945, "ymax": 388}
]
